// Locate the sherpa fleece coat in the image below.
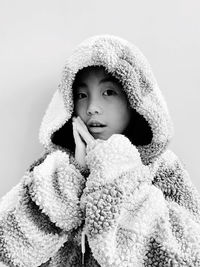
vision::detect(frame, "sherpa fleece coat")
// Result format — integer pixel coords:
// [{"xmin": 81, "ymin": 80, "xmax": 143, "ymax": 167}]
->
[{"xmin": 1, "ymin": 35, "xmax": 200, "ymax": 267}]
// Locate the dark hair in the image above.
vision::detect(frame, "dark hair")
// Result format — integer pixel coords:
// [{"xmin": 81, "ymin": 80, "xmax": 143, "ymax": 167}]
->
[
  {"xmin": 123, "ymin": 109, "xmax": 153, "ymax": 146},
  {"xmin": 51, "ymin": 116, "xmax": 76, "ymax": 153}
]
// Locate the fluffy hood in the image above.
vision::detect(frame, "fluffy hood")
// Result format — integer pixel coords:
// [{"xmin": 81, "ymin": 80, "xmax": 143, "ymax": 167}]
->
[{"xmin": 39, "ymin": 35, "xmax": 174, "ymax": 165}]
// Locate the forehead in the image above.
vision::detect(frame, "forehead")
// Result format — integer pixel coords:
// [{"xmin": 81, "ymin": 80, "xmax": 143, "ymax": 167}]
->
[{"xmin": 73, "ymin": 66, "xmax": 121, "ymax": 89}]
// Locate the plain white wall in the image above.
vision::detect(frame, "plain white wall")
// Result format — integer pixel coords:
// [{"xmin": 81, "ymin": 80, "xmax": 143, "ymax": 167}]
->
[
  {"xmin": 1, "ymin": 0, "xmax": 200, "ymax": 193},
  {"xmin": 0, "ymin": 1, "xmax": 200, "ymax": 262},
  {"xmin": 1, "ymin": 1, "xmax": 200, "ymax": 192}
]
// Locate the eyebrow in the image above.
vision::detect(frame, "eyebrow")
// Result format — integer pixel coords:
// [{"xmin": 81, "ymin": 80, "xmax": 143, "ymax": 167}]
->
[{"xmin": 73, "ymin": 76, "xmax": 120, "ymax": 89}]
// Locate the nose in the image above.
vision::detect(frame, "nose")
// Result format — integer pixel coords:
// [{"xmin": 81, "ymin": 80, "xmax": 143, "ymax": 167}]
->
[{"xmin": 86, "ymin": 100, "xmax": 102, "ymax": 115}]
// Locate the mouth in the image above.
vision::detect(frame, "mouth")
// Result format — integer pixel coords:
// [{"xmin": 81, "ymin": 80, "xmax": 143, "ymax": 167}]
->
[
  {"xmin": 88, "ymin": 125, "xmax": 106, "ymax": 133},
  {"xmin": 87, "ymin": 121, "xmax": 106, "ymax": 127},
  {"xmin": 89, "ymin": 124, "xmax": 106, "ymax": 128},
  {"xmin": 87, "ymin": 119, "xmax": 107, "ymax": 133}
]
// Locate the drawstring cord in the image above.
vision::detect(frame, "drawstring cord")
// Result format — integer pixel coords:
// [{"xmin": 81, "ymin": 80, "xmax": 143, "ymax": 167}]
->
[{"xmin": 81, "ymin": 225, "xmax": 86, "ymax": 266}]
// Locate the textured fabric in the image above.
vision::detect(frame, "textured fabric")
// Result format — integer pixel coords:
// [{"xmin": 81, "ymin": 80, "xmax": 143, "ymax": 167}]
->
[{"xmin": 1, "ymin": 34, "xmax": 200, "ymax": 267}]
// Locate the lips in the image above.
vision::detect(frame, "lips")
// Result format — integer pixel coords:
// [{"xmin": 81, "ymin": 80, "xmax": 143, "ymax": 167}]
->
[
  {"xmin": 89, "ymin": 124, "xmax": 106, "ymax": 127},
  {"xmin": 88, "ymin": 125, "xmax": 106, "ymax": 133},
  {"xmin": 87, "ymin": 120, "xmax": 106, "ymax": 134},
  {"xmin": 87, "ymin": 120, "xmax": 106, "ymax": 127}
]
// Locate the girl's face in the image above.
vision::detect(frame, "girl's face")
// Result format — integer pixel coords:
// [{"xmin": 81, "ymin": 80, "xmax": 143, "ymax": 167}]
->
[{"xmin": 73, "ymin": 67, "xmax": 132, "ymax": 140}]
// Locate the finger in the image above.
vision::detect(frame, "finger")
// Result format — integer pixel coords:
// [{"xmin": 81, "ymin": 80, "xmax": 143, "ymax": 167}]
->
[
  {"xmin": 72, "ymin": 122, "xmax": 79, "ymax": 143},
  {"xmin": 73, "ymin": 116, "xmax": 94, "ymax": 143},
  {"xmin": 75, "ymin": 118, "xmax": 93, "ymax": 140},
  {"xmin": 74, "ymin": 119, "xmax": 94, "ymax": 145},
  {"xmin": 72, "ymin": 122, "xmax": 85, "ymax": 146},
  {"xmin": 77, "ymin": 116, "xmax": 89, "ymax": 131},
  {"xmin": 72, "ymin": 122, "xmax": 87, "ymax": 168}
]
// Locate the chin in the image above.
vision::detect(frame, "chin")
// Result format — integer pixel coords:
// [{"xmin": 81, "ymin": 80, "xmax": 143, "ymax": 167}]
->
[{"xmin": 91, "ymin": 133, "xmax": 109, "ymax": 140}]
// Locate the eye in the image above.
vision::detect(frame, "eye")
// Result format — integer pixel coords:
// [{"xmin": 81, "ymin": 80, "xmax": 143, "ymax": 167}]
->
[
  {"xmin": 75, "ymin": 92, "xmax": 87, "ymax": 100},
  {"xmin": 103, "ymin": 89, "xmax": 117, "ymax": 96}
]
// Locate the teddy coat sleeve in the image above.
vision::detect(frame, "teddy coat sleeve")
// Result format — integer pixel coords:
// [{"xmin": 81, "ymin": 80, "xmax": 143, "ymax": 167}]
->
[
  {"xmin": 0, "ymin": 150, "xmax": 85, "ymax": 267},
  {"xmin": 80, "ymin": 134, "xmax": 200, "ymax": 267}
]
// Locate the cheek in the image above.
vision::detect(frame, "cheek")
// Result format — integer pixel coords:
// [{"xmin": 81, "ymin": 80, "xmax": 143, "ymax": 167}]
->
[
  {"xmin": 74, "ymin": 102, "xmax": 83, "ymax": 116},
  {"xmin": 118, "ymin": 106, "xmax": 132, "ymax": 128}
]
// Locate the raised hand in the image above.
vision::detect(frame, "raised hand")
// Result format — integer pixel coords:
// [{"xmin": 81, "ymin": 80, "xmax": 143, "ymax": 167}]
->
[{"xmin": 72, "ymin": 116, "xmax": 95, "ymax": 168}]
